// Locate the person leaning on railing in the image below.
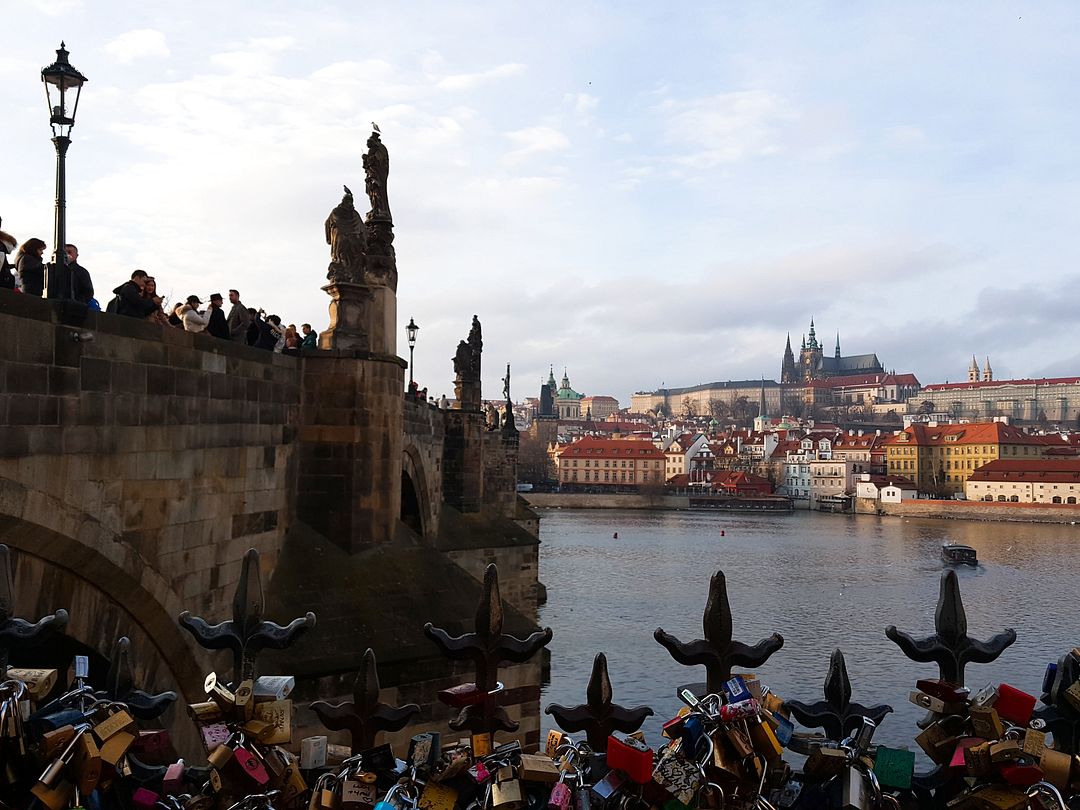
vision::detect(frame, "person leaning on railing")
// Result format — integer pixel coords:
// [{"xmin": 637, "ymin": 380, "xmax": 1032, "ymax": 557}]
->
[{"xmin": 110, "ymin": 269, "xmax": 160, "ymax": 319}]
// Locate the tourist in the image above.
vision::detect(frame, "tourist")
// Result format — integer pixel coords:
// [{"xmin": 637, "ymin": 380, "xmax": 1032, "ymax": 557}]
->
[
  {"xmin": 168, "ymin": 302, "xmax": 184, "ymax": 328},
  {"xmin": 246, "ymin": 308, "xmax": 262, "ymax": 345},
  {"xmin": 143, "ymin": 277, "xmax": 170, "ymax": 325},
  {"xmin": 255, "ymin": 313, "xmax": 282, "ymax": 351},
  {"xmin": 111, "ymin": 269, "xmax": 159, "ymax": 318},
  {"xmin": 180, "ymin": 295, "xmax": 209, "ymax": 332},
  {"xmin": 0, "ymin": 222, "xmax": 16, "ymax": 290},
  {"xmin": 301, "ymin": 323, "xmax": 318, "ymax": 351},
  {"xmin": 65, "ymin": 244, "xmax": 94, "ymax": 305},
  {"xmin": 14, "ymin": 238, "xmax": 46, "ymax": 296},
  {"xmin": 206, "ymin": 293, "xmax": 229, "ymax": 339},
  {"xmin": 283, "ymin": 324, "xmax": 300, "ymax": 354},
  {"xmin": 227, "ymin": 289, "xmax": 251, "ymax": 341}
]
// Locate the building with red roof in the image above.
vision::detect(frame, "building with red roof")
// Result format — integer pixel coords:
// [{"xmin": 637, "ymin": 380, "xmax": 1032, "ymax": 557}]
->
[
  {"xmin": 553, "ymin": 436, "xmax": 666, "ymax": 489},
  {"xmin": 965, "ymin": 459, "xmax": 1080, "ymax": 504}
]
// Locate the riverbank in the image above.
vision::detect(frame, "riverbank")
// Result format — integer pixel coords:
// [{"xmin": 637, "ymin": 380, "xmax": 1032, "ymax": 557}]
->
[
  {"xmin": 523, "ymin": 492, "xmax": 1080, "ymax": 523},
  {"xmin": 872, "ymin": 498, "xmax": 1080, "ymax": 524}
]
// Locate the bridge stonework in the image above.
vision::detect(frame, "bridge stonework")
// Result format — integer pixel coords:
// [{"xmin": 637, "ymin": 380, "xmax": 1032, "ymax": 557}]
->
[{"xmin": 0, "ymin": 288, "xmax": 542, "ymax": 753}]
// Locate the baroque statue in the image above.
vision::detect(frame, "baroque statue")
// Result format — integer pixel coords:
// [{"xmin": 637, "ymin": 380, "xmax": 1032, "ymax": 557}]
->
[
  {"xmin": 363, "ymin": 130, "xmax": 391, "ymax": 221},
  {"xmin": 325, "ymin": 186, "xmax": 367, "ymax": 283}
]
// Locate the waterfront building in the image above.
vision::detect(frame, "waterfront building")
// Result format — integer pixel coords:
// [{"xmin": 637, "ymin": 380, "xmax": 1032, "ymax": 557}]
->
[
  {"xmin": 831, "ymin": 432, "xmax": 887, "ymax": 475},
  {"xmin": 667, "ymin": 470, "xmax": 773, "ymax": 496},
  {"xmin": 964, "ymin": 459, "xmax": 1080, "ymax": 503},
  {"xmin": 554, "ymin": 436, "xmax": 666, "ymax": 488},
  {"xmin": 909, "ymin": 375, "xmax": 1080, "ymax": 423},
  {"xmin": 885, "ymin": 421, "xmax": 1049, "ymax": 495},
  {"xmin": 781, "ymin": 320, "xmax": 884, "ymax": 384},
  {"xmin": 661, "ymin": 433, "xmax": 709, "ymax": 480},
  {"xmin": 854, "ymin": 473, "xmax": 918, "ymax": 503},
  {"xmin": 777, "ymin": 436, "xmax": 855, "ymax": 508}
]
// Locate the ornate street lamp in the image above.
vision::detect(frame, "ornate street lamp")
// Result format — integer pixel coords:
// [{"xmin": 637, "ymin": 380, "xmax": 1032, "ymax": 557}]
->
[
  {"xmin": 406, "ymin": 317, "xmax": 419, "ymax": 387},
  {"xmin": 41, "ymin": 42, "xmax": 87, "ymax": 300}
]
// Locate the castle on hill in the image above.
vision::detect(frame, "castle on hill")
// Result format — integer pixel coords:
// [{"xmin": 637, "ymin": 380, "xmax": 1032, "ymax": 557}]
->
[{"xmin": 781, "ymin": 318, "xmax": 884, "ymax": 384}]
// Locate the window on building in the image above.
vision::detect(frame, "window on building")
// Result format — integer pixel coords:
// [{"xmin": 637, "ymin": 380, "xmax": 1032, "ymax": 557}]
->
[
  {"xmin": 1010, "ymin": 495, "xmax": 1019, "ymax": 502},
  {"xmin": 998, "ymin": 495, "xmax": 1006, "ymax": 502},
  {"xmin": 1053, "ymin": 496, "xmax": 1062, "ymax": 504}
]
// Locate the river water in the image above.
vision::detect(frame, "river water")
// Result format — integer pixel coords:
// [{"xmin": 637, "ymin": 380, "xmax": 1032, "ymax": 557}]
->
[{"xmin": 536, "ymin": 508, "xmax": 1080, "ymax": 758}]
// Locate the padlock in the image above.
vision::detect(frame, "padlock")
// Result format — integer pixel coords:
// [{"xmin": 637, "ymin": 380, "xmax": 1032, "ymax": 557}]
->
[
  {"xmin": 204, "ymin": 672, "xmax": 236, "ymax": 709},
  {"xmin": 545, "ymin": 730, "xmax": 566, "ymax": 757},
  {"xmin": 995, "ymin": 685, "xmax": 1036, "ymax": 725},
  {"xmin": 872, "ymin": 746, "xmax": 914, "ymax": 790},
  {"xmin": 908, "ymin": 690, "xmax": 966, "ymax": 715},
  {"xmin": 131, "ymin": 787, "xmax": 159, "ymax": 810},
  {"xmin": 7, "ymin": 667, "xmax": 58, "ymax": 701},
  {"xmin": 590, "ymin": 768, "xmax": 625, "ymax": 808},
  {"xmin": 98, "ymin": 730, "xmax": 134, "ymax": 767},
  {"xmin": 1022, "ymin": 729, "xmax": 1046, "ymax": 759},
  {"xmin": 253, "ymin": 699, "xmax": 292, "ymax": 745},
  {"xmin": 521, "ymin": 753, "xmax": 560, "ymax": 784},
  {"xmin": 607, "ymin": 732, "xmax": 653, "ymax": 784},
  {"xmin": 769, "ymin": 712, "xmax": 794, "ymax": 747},
  {"xmin": 200, "ymin": 722, "xmax": 231, "ymax": 752},
  {"xmin": 301, "ymin": 735, "xmax": 328, "ymax": 769},
  {"xmin": 472, "ymin": 732, "xmax": 493, "ymax": 758},
  {"xmin": 840, "ymin": 767, "xmax": 866, "ymax": 810},
  {"xmin": 343, "ymin": 772, "xmax": 380, "ymax": 810},
  {"xmin": 418, "ymin": 780, "xmax": 458, "ymax": 810},
  {"xmin": 233, "ymin": 739, "xmax": 270, "ymax": 784},
  {"xmin": 72, "ymin": 731, "xmax": 102, "ymax": 795},
  {"xmin": 747, "ymin": 715, "xmax": 783, "ymax": 762},
  {"xmin": 208, "ymin": 767, "xmax": 222, "ymax": 793},
  {"xmin": 722, "ymin": 725, "xmax": 753, "ymax": 759},
  {"xmin": 548, "ymin": 768, "xmax": 572, "ymax": 810},
  {"xmin": 133, "ymin": 728, "xmax": 173, "ymax": 760},
  {"xmin": 282, "ymin": 755, "xmax": 309, "ymax": 803},
  {"xmin": 438, "ymin": 683, "xmax": 488, "ymax": 708},
  {"xmin": 188, "ymin": 701, "xmax": 224, "ymax": 723},
  {"xmin": 722, "ymin": 676, "xmax": 752, "ymax": 705},
  {"xmin": 970, "ymin": 684, "xmax": 999, "ymax": 708},
  {"xmin": 312, "ymin": 774, "xmax": 342, "ymax": 810},
  {"xmin": 963, "ymin": 741, "xmax": 993, "ymax": 778},
  {"xmin": 651, "ymin": 749, "xmax": 699, "ymax": 805},
  {"xmin": 163, "ymin": 760, "xmax": 186, "ymax": 794},
  {"xmin": 968, "ymin": 706, "xmax": 1005, "ymax": 740},
  {"xmin": 999, "ymin": 759, "xmax": 1043, "ymax": 787},
  {"xmin": 234, "ymin": 679, "xmax": 255, "ymax": 720},
  {"xmin": 916, "ymin": 678, "xmax": 970, "ymax": 703},
  {"xmin": 916, "ymin": 716, "xmax": 963, "ymax": 765},
  {"xmin": 949, "ymin": 738, "xmax": 985, "ymax": 771},
  {"xmin": 31, "ymin": 777, "xmax": 73, "ymax": 810},
  {"xmin": 988, "ymin": 739, "xmax": 1022, "ymax": 764},
  {"xmin": 253, "ymin": 674, "xmax": 295, "ymax": 701},
  {"xmin": 206, "ymin": 733, "xmax": 238, "ymax": 770},
  {"xmin": 1039, "ymin": 747, "xmax": 1072, "ymax": 790},
  {"xmin": 92, "ymin": 705, "xmax": 135, "ymax": 743},
  {"xmin": 409, "ymin": 731, "xmax": 442, "ymax": 772},
  {"xmin": 803, "ymin": 746, "xmax": 847, "ymax": 782}
]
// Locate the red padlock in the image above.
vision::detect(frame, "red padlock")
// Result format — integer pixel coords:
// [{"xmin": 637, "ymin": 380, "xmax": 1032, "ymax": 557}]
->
[
  {"xmin": 233, "ymin": 745, "xmax": 270, "ymax": 785},
  {"xmin": 131, "ymin": 788, "xmax": 159, "ymax": 810},
  {"xmin": 548, "ymin": 780, "xmax": 572, "ymax": 810},
  {"xmin": 916, "ymin": 679, "xmax": 970, "ymax": 704},
  {"xmin": 163, "ymin": 760, "xmax": 186, "ymax": 795},
  {"xmin": 949, "ymin": 737, "xmax": 984, "ymax": 770},
  {"xmin": 995, "ymin": 684, "xmax": 1036, "ymax": 725},
  {"xmin": 1000, "ymin": 761, "xmax": 1044, "ymax": 787},
  {"xmin": 607, "ymin": 732, "xmax": 653, "ymax": 784}
]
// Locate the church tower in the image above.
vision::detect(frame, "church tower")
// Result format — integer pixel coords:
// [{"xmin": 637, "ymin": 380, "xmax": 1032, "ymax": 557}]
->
[
  {"xmin": 781, "ymin": 334, "xmax": 796, "ymax": 383},
  {"xmin": 798, "ymin": 319, "xmax": 824, "ymax": 382},
  {"xmin": 835, "ymin": 333, "xmax": 841, "ymax": 360},
  {"xmin": 983, "ymin": 357, "xmax": 993, "ymax": 382},
  {"xmin": 968, "ymin": 356, "xmax": 979, "ymax": 382}
]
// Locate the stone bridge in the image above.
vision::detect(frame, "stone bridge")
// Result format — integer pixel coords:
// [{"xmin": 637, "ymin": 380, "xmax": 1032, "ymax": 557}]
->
[{"xmin": 0, "ymin": 288, "xmax": 543, "ymax": 752}]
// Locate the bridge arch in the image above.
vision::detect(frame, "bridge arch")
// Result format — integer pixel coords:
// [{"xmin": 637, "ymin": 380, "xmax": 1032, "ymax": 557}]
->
[
  {"xmin": 0, "ymin": 476, "xmax": 204, "ymax": 702},
  {"xmin": 401, "ymin": 444, "xmax": 435, "ymax": 542}
]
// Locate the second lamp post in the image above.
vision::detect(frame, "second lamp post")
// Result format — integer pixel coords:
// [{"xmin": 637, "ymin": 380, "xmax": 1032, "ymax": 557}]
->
[{"xmin": 406, "ymin": 317, "xmax": 419, "ymax": 387}]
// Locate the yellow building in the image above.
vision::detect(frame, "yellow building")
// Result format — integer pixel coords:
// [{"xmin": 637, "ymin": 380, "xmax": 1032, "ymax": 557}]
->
[
  {"xmin": 554, "ymin": 437, "xmax": 666, "ymax": 488},
  {"xmin": 885, "ymin": 422, "xmax": 1048, "ymax": 495}
]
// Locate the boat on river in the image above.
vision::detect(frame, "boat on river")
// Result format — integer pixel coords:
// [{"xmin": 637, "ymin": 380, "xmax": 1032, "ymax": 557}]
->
[{"xmin": 941, "ymin": 543, "xmax": 977, "ymax": 566}]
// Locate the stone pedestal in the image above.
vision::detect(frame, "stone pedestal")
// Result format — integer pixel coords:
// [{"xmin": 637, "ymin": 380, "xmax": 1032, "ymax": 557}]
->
[{"xmin": 319, "ymin": 283, "xmax": 397, "ymax": 355}]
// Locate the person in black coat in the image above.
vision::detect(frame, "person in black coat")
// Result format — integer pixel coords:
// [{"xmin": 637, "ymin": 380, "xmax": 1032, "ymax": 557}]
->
[
  {"xmin": 65, "ymin": 244, "xmax": 94, "ymax": 304},
  {"xmin": 14, "ymin": 238, "xmax": 46, "ymax": 296},
  {"xmin": 0, "ymin": 225, "xmax": 16, "ymax": 289},
  {"xmin": 206, "ymin": 293, "xmax": 230, "ymax": 339},
  {"xmin": 112, "ymin": 269, "xmax": 158, "ymax": 317}
]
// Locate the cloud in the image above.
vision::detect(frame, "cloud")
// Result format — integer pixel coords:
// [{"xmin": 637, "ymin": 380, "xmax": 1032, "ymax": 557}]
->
[
  {"xmin": 659, "ymin": 90, "xmax": 795, "ymax": 167},
  {"xmin": 504, "ymin": 126, "xmax": 570, "ymax": 160},
  {"xmin": 104, "ymin": 29, "xmax": 171, "ymax": 64},
  {"xmin": 436, "ymin": 62, "xmax": 524, "ymax": 91},
  {"xmin": 564, "ymin": 92, "xmax": 598, "ymax": 118}
]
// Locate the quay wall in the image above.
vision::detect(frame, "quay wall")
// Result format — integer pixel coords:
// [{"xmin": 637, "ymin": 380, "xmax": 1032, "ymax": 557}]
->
[
  {"xmin": 876, "ymin": 499, "xmax": 1080, "ymax": 524},
  {"xmin": 523, "ymin": 492, "xmax": 689, "ymax": 509}
]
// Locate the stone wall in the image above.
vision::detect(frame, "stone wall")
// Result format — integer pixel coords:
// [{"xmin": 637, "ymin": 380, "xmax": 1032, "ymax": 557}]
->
[
  {"xmin": 524, "ymin": 492, "xmax": 690, "ymax": 509},
  {"xmin": 402, "ymin": 397, "xmax": 446, "ymax": 542},
  {"xmin": 877, "ymin": 498, "xmax": 1080, "ymax": 524}
]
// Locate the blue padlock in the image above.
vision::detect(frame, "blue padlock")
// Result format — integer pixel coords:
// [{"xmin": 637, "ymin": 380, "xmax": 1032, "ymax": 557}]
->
[
  {"xmin": 723, "ymin": 675, "xmax": 752, "ymax": 705},
  {"xmin": 771, "ymin": 712, "xmax": 795, "ymax": 747},
  {"xmin": 679, "ymin": 713, "xmax": 704, "ymax": 755},
  {"xmin": 1043, "ymin": 662, "xmax": 1058, "ymax": 694}
]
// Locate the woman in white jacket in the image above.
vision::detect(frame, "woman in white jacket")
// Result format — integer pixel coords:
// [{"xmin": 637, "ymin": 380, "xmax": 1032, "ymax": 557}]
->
[{"xmin": 179, "ymin": 295, "xmax": 210, "ymax": 332}]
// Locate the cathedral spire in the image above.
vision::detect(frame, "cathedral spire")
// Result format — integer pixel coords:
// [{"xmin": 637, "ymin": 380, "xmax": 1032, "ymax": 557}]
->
[
  {"xmin": 808, "ymin": 318, "xmax": 817, "ymax": 349},
  {"xmin": 983, "ymin": 357, "xmax": 993, "ymax": 382},
  {"xmin": 782, "ymin": 334, "xmax": 796, "ymax": 384},
  {"xmin": 835, "ymin": 332, "xmax": 841, "ymax": 359},
  {"xmin": 968, "ymin": 355, "xmax": 979, "ymax": 382}
]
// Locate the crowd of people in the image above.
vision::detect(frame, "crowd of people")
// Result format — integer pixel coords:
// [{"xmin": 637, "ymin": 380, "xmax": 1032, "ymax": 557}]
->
[{"xmin": 0, "ymin": 225, "xmax": 318, "ymax": 354}]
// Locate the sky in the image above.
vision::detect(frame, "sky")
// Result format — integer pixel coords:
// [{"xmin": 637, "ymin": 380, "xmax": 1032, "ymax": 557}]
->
[{"xmin": 3, "ymin": 1, "xmax": 1080, "ymax": 406}]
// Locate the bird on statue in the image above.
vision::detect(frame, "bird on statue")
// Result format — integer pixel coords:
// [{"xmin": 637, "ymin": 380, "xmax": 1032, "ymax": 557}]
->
[{"xmin": 371, "ymin": 122, "xmax": 380, "ymax": 133}]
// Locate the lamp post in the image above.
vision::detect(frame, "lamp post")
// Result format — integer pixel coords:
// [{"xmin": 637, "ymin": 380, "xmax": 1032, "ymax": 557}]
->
[
  {"xmin": 41, "ymin": 42, "xmax": 87, "ymax": 300},
  {"xmin": 406, "ymin": 317, "xmax": 419, "ymax": 387}
]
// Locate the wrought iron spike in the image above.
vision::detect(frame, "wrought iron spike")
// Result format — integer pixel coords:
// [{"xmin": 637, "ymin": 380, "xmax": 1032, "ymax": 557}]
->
[
  {"xmin": 178, "ymin": 548, "xmax": 316, "ymax": 683},
  {"xmin": 424, "ymin": 563, "xmax": 552, "ymax": 735},
  {"xmin": 784, "ymin": 648, "xmax": 892, "ymax": 741},
  {"xmin": 885, "ymin": 570, "xmax": 1015, "ymax": 685},
  {"xmin": 0, "ymin": 544, "xmax": 69, "ymax": 678},
  {"xmin": 311, "ymin": 648, "xmax": 420, "ymax": 753},
  {"xmin": 545, "ymin": 652, "xmax": 654, "ymax": 751},
  {"xmin": 95, "ymin": 637, "xmax": 177, "ymax": 721},
  {"xmin": 1034, "ymin": 650, "xmax": 1080, "ymax": 755},
  {"xmin": 654, "ymin": 570, "xmax": 783, "ymax": 694}
]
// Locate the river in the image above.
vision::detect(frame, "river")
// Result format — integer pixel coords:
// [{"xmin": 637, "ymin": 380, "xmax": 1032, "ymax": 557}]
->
[{"xmin": 536, "ymin": 508, "xmax": 1080, "ymax": 758}]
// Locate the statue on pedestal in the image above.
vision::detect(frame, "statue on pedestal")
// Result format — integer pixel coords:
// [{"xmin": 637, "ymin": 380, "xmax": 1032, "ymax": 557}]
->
[
  {"xmin": 363, "ymin": 130, "xmax": 391, "ymax": 222},
  {"xmin": 325, "ymin": 186, "xmax": 367, "ymax": 284}
]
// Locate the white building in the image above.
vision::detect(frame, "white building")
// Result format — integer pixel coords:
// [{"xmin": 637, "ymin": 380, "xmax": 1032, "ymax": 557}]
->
[{"xmin": 780, "ymin": 437, "xmax": 855, "ymax": 508}]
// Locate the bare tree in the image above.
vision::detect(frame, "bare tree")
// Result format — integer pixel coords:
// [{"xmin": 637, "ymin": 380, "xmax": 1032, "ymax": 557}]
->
[
  {"xmin": 681, "ymin": 396, "xmax": 697, "ymax": 418},
  {"xmin": 517, "ymin": 433, "xmax": 554, "ymax": 483},
  {"xmin": 917, "ymin": 400, "xmax": 936, "ymax": 415}
]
